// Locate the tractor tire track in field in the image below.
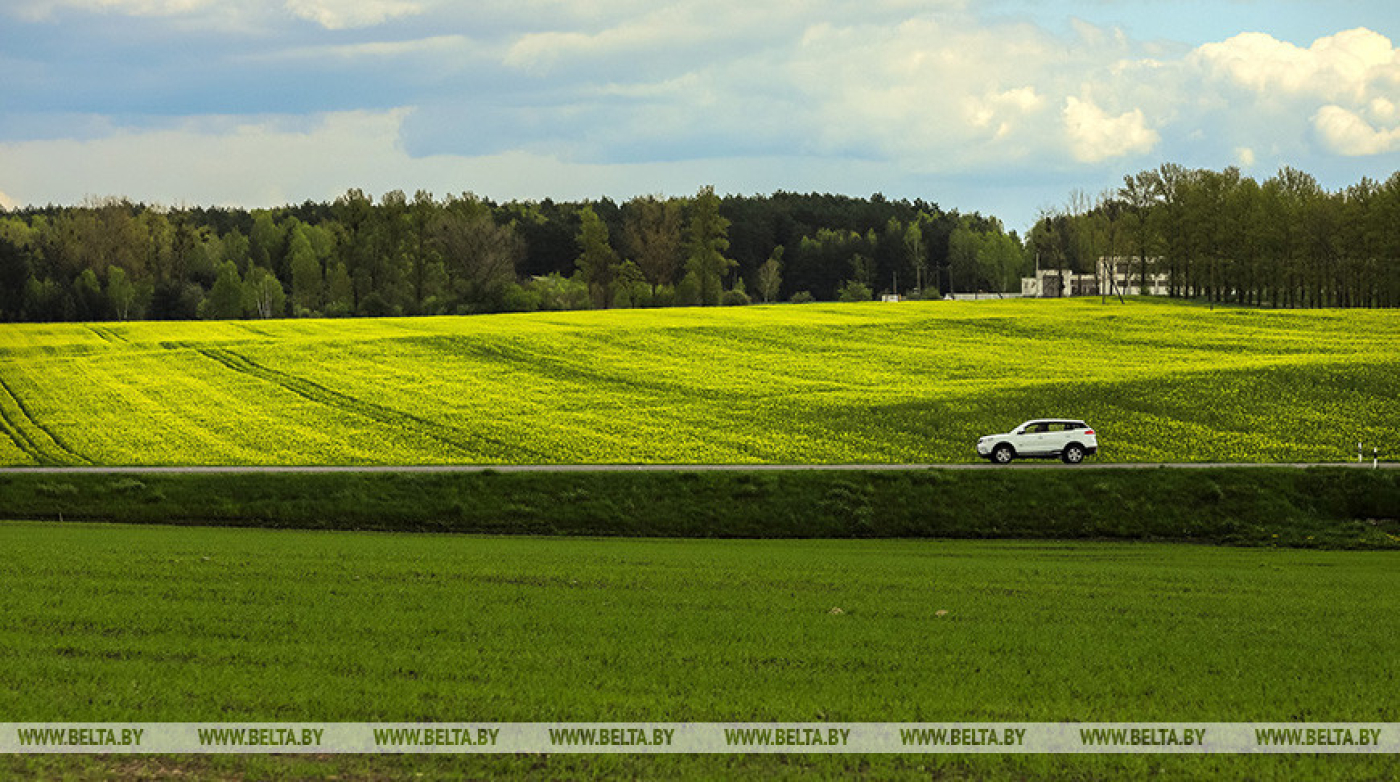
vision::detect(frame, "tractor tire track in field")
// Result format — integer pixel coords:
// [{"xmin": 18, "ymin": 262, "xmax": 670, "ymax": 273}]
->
[
  {"xmin": 86, "ymin": 325, "xmax": 127, "ymax": 343},
  {"xmin": 444, "ymin": 337, "xmax": 709, "ymax": 400},
  {"xmin": 195, "ymin": 347, "xmax": 535, "ymax": 460},
  {"xmin": 0, "ymin": 374, "xmax": 91, "ymax": 465},
  {"xmin": 0, "ymin": 389, "xmax": 45, "ymax": 463}
]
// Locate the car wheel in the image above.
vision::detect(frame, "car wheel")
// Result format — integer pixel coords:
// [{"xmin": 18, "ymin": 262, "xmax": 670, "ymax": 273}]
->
[
  {"xmin": 1062, "ymin": 444, "xmax": 1084, "ymax": 464},
  {"xmin": 992, "ymin": 444, "xmax": 1014, "ymax": 464}
]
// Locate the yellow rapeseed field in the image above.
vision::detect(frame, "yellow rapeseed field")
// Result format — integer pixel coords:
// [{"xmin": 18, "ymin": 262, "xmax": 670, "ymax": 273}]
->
[{"xmin": 0, "ymin": 299, "xmax": 1395, "ymax": 466}]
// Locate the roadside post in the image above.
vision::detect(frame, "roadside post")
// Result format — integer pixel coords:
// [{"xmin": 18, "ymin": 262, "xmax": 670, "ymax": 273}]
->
[
  {"xmin": 1358, "ymin": 442, "xmax": 1364, "ymax": 463},
  {"xmin": 1374, "ymin": 447, "xmax": 1379, "ymax": 469}
]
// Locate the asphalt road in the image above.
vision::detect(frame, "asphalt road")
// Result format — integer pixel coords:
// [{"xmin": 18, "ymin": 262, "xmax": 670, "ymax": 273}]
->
[{"xmin": 1, "ymin": 462, "xmax": 1393, "ymax": 474}]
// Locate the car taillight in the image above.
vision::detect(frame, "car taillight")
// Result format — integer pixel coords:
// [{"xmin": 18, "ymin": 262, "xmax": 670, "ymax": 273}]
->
[{"xmin": 1084, "ymin": 429, "xmax": 1094, "ymax": 435}]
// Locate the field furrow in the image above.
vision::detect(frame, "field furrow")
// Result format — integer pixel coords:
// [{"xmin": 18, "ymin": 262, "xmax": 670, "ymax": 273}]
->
[
  {"xmin": 0, "ymin": 373, "xmax": 89, "ymax": 465},
  {"xmin": 84, "ymin": 325, "xmax": 127, "ymax": 344},
  {"xmin": 193, "ymin": 347, "xmax": 522, "ymax": 460},
  {"xmin": 0, "ymin": 395, "xmax": 42, "ymax": 466}
]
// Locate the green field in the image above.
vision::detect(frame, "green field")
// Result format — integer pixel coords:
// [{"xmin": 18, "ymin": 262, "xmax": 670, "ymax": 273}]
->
[
  {"xmin": 2, "ymin": 522, "xmax": 1396, "ymax": 779},
  {"xmin": 2, "ymin": 299, "xmax": 1397, "ymax": 466}
]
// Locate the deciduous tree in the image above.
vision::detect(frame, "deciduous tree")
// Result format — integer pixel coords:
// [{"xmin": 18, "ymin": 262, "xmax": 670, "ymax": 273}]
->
[
  {"xmin": 757, "ymin": 246, "xmax": 783, "ymax": 303},
  {"xmin": 433, "ymin": 194, "xmax": 522, "ymax": 314},
  {"xmin": 287, "ymin": 225, "xmax": 322, "ymax": 314},
  {"xmin": 622, "ymin": 196, "xmax": 683, "ymax": 296},
  {"xmin": 107, "ymin": 266, "xmax": 136, "ymax": 321},
  {"xmin": 575, "ymin": 205, "xmax": 622, "ymax": 308},
  {"xmin": 244, "ymin": 266, "xmax": 286, "ymax": 319},
  {"xmin": 684, "ymin": 186, "xmax": 735, "ymax": 306},
  {"xmin": 202, "ymin": 261, "xmax": 245, "ymax": 319}
]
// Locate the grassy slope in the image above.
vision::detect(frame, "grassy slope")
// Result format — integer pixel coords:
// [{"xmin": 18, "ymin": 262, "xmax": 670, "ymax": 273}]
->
[
  {"xmin": 1, "ymin": 468, "xmax": 1398, "ymax": 548},
  {"xmin": 1, "ymin": 299, "xmax": 1396, "ymax": 466},
  {"xmin": 2, "ymin": 522, "xmax": 1398, "ymax": 780}
]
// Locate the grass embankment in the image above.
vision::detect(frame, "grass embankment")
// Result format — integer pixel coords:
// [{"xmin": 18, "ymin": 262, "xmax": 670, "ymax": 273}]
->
[
  {"xmin": 2, "ymin": 522, "xmax": 1398, "ymax": 780},
  {"xmin": 1, "ymin": 299, "xmax": 1397, "ymax": 467},
  {"xmin": 1, "ymin": 467, "xmax": 1397, "ymax": 548}
]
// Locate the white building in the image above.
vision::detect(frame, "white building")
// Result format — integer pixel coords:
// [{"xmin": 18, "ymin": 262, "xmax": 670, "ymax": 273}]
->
[{"xmin": 1021, "ymin": 257, "xmax": 1169, "ymax": 298}]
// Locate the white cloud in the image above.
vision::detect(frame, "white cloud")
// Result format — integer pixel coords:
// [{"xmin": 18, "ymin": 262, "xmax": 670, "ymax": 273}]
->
[
  {"xmin": 0, "ymin": 190, "xmax": 15, "ymax": 211},
  {"xmin": 1313, "ymin": 105, "xmax": 1400, "ymax": 155},
  {"xmin": 784, "ymin": 18, "xmax": 1065, "ymax": 166},
  {"xmin": 5, "ymin": 0, "xmax": 290, "ymax": 32},
  {"xmin": 1062, "ymin": 96, "xmax": 1159, "ymax": 163},
  {"xmin": 1235, "ymin": 146, "xmax": 1256, "ymax": 167},
  {"xmin": 964, "ymin": 87, "xmax": 1045, "ymax": 141},
  {"xmin": 504, "ymin": 6, "xmax": 704, "ymax": 74},
  {"xmin": 5, "ymin": 0, "xmax": 478, "ymax": 28},
  {"xmin": 250, "ymin": 35, "xmax": 479, "ymax": 63},
  {"xmin": 1370, "ymin": 97, "xmax": 1399, "ymax": 122},
  {"xmin": 502, "ymin": 1, "xmax": 808, "ymax": 75},
  {"xmin": 284, "ymin": 0, "xmax": 422, "ymax": 29},
  {"xmin": 501, "ymin": 0, "xmax": 971, "ymax": 77},
  {"xmin": 775, "ymin": 14, "xmax": 1182, "ymax": 171},
  {"xmin": 8, "ymin": 0, "xmax": 214, "ymax": 19},
  {"xmin": 1193, "ymin": 28, "xmax": 1399, "ymax": 101}
]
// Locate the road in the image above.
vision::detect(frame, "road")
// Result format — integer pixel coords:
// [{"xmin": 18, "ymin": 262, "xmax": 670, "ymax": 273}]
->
[{"xmin": 1, "ymin": 462, "xmax": 1393, "ymax": 474}]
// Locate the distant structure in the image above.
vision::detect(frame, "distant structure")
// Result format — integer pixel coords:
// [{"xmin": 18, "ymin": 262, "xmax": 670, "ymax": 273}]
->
[
  {"xmin": 944, "ymin": 292, "xmax": 1021, "ymax": 301},
  {"xmin": 1021, "ymin": 257, "xmax": 1169, "ymax": 298}
]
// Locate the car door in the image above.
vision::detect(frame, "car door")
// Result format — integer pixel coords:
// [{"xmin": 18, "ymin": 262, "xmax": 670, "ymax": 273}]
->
[
  {"xmin": 1016, "ymin": 422, "xmax": 1050, "ymax": 455},
  {"xmin": 1043, "ymin": 422, "xmax": 1072, "ymax": 454}
]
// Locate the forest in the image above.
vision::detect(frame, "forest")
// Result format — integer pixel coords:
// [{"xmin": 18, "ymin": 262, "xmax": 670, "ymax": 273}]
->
[
  {"xmin": 0, "ymin": 187, "xmax": 1014, "ymax": 322},
  {"xmin": 0, "ymin": 163, "xmax": 1396, "ymax": 322}
]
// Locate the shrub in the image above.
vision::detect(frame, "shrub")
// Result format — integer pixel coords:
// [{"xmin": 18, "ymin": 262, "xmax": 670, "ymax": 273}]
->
[
  {"xmin": 107, "ymin": 478, "xmax": 146, "ymax": 494},
  {"xmin": 501, "ymin": 283, "xmax": 541, "ymax": 313},
  {"xmin": 322, "ymin": 301, "xmax": 354, "ymax": 318},
  {"xmin": 357, "ymin": 292, "xmax": 394, "ymax": 318},
  {"xmin": 721, "ymin": 289, "xmax": 751, "ymax": 306},
  {"xmin": 837, "ymin": 280, "xmax": 873, "ymax": 302}
]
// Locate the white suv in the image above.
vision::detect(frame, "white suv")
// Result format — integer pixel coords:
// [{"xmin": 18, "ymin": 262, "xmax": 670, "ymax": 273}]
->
[{"xmin": 976, "ymin": 419, "xmax": 1098, "ymax": 464}]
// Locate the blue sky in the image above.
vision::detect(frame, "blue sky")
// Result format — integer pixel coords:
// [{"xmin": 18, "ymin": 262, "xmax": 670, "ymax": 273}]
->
[{"xmin": 2, "ymin": 0, "xmax": 1398, "ymax": 231}]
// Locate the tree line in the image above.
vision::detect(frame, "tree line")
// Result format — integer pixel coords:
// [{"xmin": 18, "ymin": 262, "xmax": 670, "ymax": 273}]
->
[
  {"xmin": 1031, "ymin": 165, "xmax": 1400, "ymax": 308},
  {"xmin": 6, "ymin": 163, "xmax": 1391, "ymax": 324},
  {"xmin": 0, "ymin": 187, "xmax": 1025, "ymax": 322}
]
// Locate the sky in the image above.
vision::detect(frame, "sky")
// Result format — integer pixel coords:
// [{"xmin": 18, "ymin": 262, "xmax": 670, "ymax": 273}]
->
[{"xmin": 2, "ymin": 0, "xmax": 1399, "ymax": 232}]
